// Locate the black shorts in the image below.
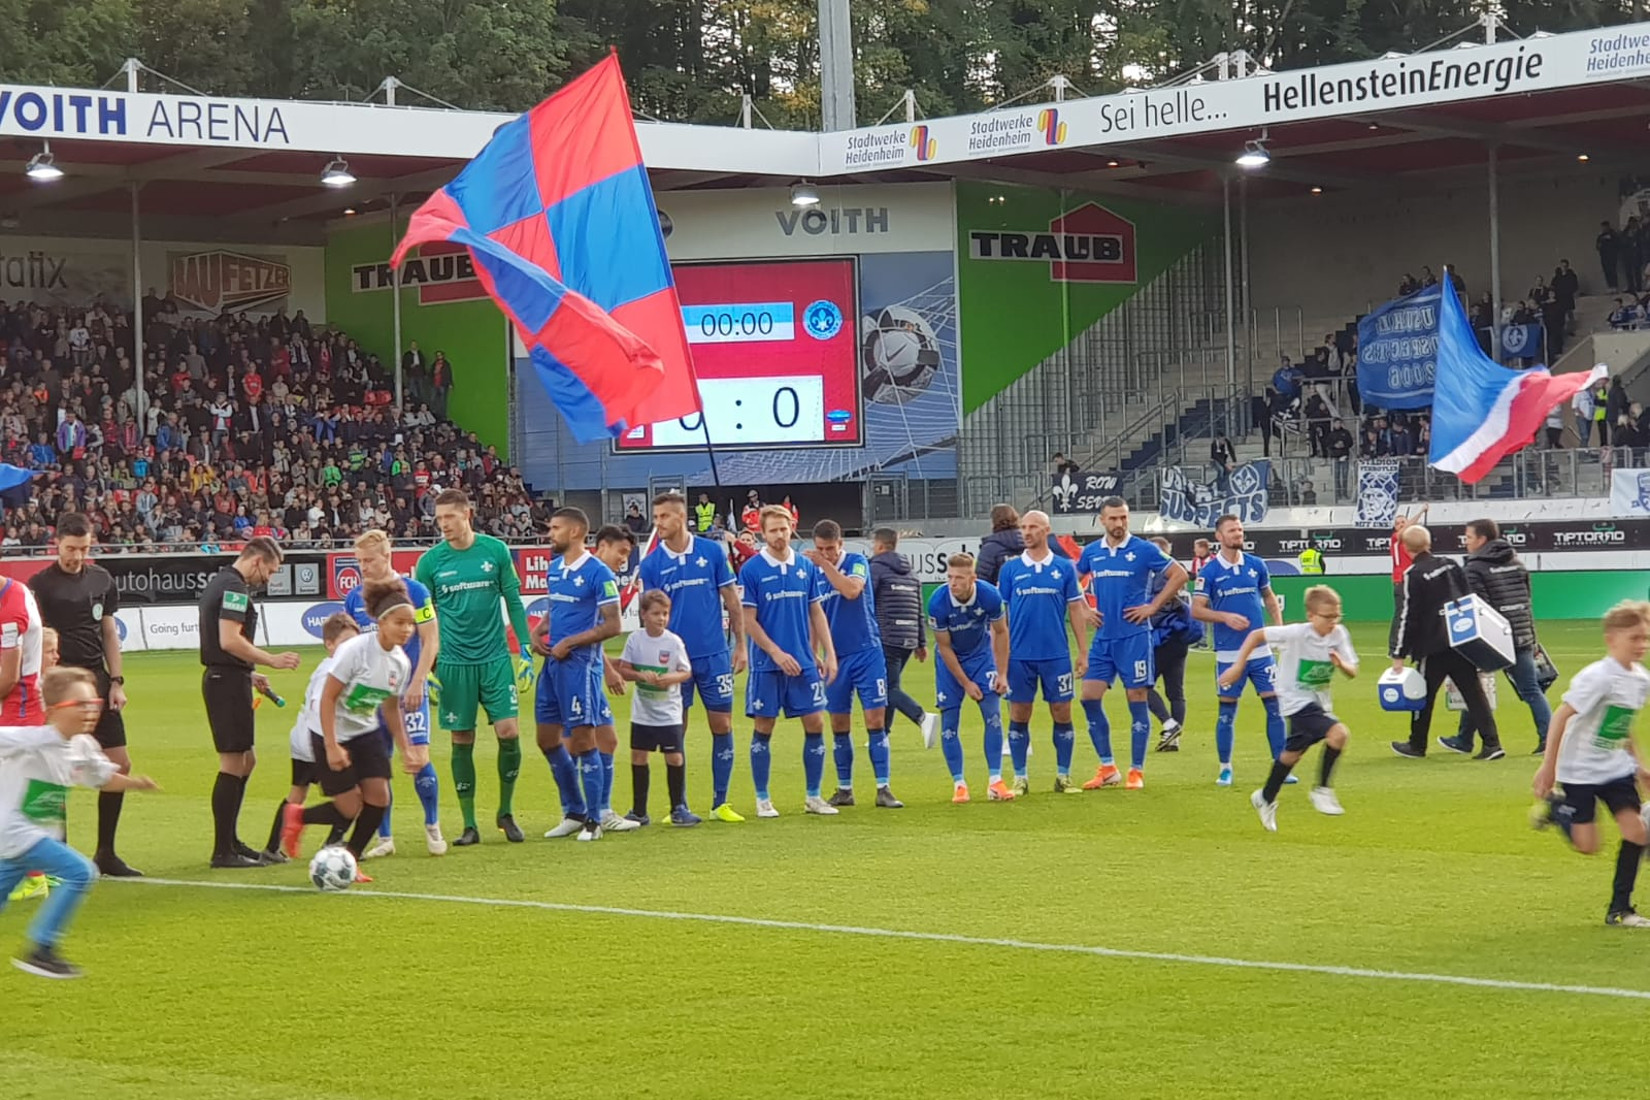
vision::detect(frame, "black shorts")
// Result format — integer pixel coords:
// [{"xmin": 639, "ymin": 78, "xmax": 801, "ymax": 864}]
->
[
  {"xmin": 311, "ymin": 732, "xmax": 393, "ymax": 797},
  {"xmin": 290, "ymin": 756, "xmax": 319, "ymax": 788},
  {"xmin": 1284, "ymin": 703, "xmax": 1342, "ymax": 753},
  {"xmin": 1560, "ymin": 774, "xmax": 1641, "ymax": 826},
  {"xmin": 202, "ymin": 667, "xmax": 255, "ymax": 754},
  {"xmin": 90, "ymin": 670, "xmax": 127, "ymax": 750},
  {"xmin": 631, "ymin": 722, "xmax": 685, "ymax": 754}
]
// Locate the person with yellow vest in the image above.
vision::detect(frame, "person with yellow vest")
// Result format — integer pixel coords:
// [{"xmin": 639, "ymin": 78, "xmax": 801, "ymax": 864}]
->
[
  {"xmin": 693, "ymin": 493, "xmax": 717, "ymax": 532},
  {"xmin": 1297, "ymin": 546, "xmax": 1326, "ymax": 575}
]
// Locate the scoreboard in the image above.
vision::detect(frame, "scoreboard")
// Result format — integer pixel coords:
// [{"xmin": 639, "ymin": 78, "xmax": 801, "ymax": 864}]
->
[{"xmin": 616, "ymin": 258, "xmax": 861, "ymax": 452}]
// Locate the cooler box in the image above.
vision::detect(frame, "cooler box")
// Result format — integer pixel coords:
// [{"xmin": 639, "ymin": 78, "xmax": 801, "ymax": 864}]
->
[
  {"xmin": 1378, "ymin": 667, "xmax": 1427, "ymax": 712},
  {"xmin": 1444, "ymin": 595, "xmax": 1514, "ymax": 671}
]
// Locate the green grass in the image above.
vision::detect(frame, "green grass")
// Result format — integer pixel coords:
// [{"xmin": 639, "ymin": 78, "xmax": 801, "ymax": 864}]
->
[{"xmin": 4, "ymin": 621, "xmax": 1649, "ymax": 1099}]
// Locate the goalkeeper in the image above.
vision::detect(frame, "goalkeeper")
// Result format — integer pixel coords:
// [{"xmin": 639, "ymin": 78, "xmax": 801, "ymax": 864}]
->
[{"xmin": 415, "ymin": 489, "xmax": 537, "ymax": 847}]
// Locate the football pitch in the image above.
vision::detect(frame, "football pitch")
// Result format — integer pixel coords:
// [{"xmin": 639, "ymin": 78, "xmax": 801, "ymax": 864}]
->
[{"xmin": 4, "ymin": 620, "xmax": 1649, "ymax": 1099}]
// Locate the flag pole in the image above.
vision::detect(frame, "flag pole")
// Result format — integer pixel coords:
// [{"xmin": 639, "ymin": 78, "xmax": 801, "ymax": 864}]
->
[{"xmin": 700, "ymin": 419, "xmax": 725, "ymax": 490}]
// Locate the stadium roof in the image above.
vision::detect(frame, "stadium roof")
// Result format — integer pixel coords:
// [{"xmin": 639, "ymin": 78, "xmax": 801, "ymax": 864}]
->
[{"xmin": 2, "ymin": 20, "xmax": 1648, "ymax": 242}]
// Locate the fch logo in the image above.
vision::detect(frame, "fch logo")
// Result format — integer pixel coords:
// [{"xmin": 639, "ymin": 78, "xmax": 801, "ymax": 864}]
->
[
  {"xmin": 1037, "ymin": 108, "xmax": 1067, "ymax": 146},
  {"xmin": 910, "ymin": 125, "xmax": 937, "ymax": 161}
]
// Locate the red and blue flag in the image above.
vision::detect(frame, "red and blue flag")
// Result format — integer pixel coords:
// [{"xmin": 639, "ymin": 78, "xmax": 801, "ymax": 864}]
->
[{"xmin": 392, "ymin": 54, "xmax": 700, "ymax": 443}]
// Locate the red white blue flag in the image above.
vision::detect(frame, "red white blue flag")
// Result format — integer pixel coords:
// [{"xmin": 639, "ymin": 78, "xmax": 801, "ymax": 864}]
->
[{"xmin": 392, "ymin": 54, "xmax": 700, "ymax": 443}]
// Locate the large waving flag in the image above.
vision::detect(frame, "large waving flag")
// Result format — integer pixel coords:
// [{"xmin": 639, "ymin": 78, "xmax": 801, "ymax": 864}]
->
[
  {"xmin": 1428, "ymin": 274, "xmax": 1604, "ymax": 483},
  {"xmin": 392, "ymin": 54, "xmax": 700, "ymax": 443}
]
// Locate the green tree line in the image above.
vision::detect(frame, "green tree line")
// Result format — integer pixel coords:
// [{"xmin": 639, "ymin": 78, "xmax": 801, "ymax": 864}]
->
[{"xmin": 1, "ymin": 0, "xmax": 1642, "ymax": 126}]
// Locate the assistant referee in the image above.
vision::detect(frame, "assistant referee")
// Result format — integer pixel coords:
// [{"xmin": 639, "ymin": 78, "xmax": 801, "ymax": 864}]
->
[
  {"xmin": 200, "ymin": 537, "xmax": 301, "ymax": 869},
  {"xmin": 29, "ymin": 512, "xmax": 140, "ymax": 877}
]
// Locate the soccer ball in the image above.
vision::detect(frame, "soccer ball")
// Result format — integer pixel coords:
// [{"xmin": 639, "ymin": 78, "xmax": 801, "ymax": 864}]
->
[
  {"xmin": 309, "ymin": 846, "xmax": 357, "ymax": 892},
  {"xmin": 860, "ymin": 305, "xmax": 940, "ymax": 405}
]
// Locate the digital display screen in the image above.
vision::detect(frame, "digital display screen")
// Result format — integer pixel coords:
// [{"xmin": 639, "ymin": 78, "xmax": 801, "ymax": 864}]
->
[{"xmin": 615, "ymin": 259, "xmax": 861, "ymax": 452}]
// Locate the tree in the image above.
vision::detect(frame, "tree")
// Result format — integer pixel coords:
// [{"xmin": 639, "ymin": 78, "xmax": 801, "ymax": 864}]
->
[{"xmin": 0, "ymin": 0, "xmax": 136, "ymax": 87}]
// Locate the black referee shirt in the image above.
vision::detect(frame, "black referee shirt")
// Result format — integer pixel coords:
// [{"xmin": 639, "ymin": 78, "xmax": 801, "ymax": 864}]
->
[
  {"xmin": 29, "ymin": 562, "xmax": 119, "ymax": 671},
  {"xmin": 199, "ymin": 565, "xmax": 256, "ymax": 670}
]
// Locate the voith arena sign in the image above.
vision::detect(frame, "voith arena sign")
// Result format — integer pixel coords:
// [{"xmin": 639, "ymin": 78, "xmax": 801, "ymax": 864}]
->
[
  {"xmin": 169, "ymin": 250, "xmax": 291, "ymax": 313},
  {"xmin": 967, "ymin": 202, "xmax": 1138, "ymax": 284}
]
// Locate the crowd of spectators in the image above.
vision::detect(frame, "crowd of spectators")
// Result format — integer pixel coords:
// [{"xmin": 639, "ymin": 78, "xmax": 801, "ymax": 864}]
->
[{"xmin": 0, "ymin": 295, "xmax": 549, "ymax": 552}]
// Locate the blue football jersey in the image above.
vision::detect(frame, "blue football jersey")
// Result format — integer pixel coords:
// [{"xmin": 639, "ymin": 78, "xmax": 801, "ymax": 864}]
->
[
  {"xmin": 1078, "ymin": 535, "xmax": 1176, "ymax": 640},
  {"xmin": 1194, "ymin": 550, "xmax": 1274, "ymax": 658},
  {"xmin": 343, "ymin": 575, "xmax": 434, "ymax": 672},
  {"xmin": 996, "ymin": 552, "xmax": 1081, "ymax": 660},
  {"xmin": 638, "ymin": 535, "xmax": 735, "ymax": 659},
  {"xmin": 546, "ymin": 552, "xmax": 620, "ymax": 669},
  {"xmin": 738, "ymin": 549, "xmax": 826, "ymax": 674},
  {"xmin": 926, "ymin": 581, "xmax": 1004, "ymax": 659},
  {"xmin": 818, "ymin": 551, "xmax": 880, "ymax": 655}
]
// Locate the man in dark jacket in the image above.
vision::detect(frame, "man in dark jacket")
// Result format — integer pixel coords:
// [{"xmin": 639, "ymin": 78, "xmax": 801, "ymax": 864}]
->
[
  {"xmin": 1389, "ymin": 524, "xmax": 1504, "ymax": 760},
  {"xmin": 869, "ymin": 528, "xmax": 939, "ymax": 746},
  {"xmin": 1440, "ymin": 519, "xmax": 1550, "ymax": 755},
  {"xmin": 977, "ymin": 503, "xmax": 1068, "ymax": 586}
]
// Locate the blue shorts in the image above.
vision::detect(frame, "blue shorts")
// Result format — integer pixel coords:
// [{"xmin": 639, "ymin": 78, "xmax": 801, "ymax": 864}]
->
[
  {"xmin": 1085, "ymin": 634, "xmax": 1155, "ymax": 689},
  {"xmin": 745, "ymin": 667, "xmax": 826, "ymax": 719},
  {"xmin": 681, "ymin": 648, "xmax": 734, "ymax": 713},
  {"xmin": 936, "ymin": 650, "xmax": 1001, "ymax": 713},
  {"xmin": 825, "ymin": 648, "xmax": 889, "ymax": 714},
  {"xmin": 1007, "ymin": 656, "xmax": 1073, "ymax": 704},
  {"xmin": 1216, "ymin": 655, "xmax": 1278, "ymax": 699},
  {"xmin": 376, "ymin": 695, "xmax": 432, "ymax": 748},
  {"xmin": 534, "ymin": 656, "xmax": 606, "ymax": 728}
]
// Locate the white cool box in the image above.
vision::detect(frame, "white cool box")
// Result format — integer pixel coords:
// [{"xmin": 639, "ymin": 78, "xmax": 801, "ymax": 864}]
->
[{"xmin": 1378, "ymin": 596, "xmax": 1515, "ymax": 712}]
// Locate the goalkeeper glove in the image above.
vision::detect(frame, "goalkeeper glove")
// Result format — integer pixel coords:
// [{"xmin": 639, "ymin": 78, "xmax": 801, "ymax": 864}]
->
[
  {"xmin": 425, "ymin": 672, "xmax": 442, "ymax": 708},
  {"xmin": 515, "ymin": 654, "xmax": 536, "ymax": 688}
]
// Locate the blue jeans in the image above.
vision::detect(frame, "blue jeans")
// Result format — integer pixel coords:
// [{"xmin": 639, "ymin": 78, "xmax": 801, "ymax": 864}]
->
[
  {"xmin": 0, "ymin": 837, "xmax": 97, "ymax": 949},
  {"xmin": 1456, "ymin": 645, "xmax": 1552, "ymax": 751}
]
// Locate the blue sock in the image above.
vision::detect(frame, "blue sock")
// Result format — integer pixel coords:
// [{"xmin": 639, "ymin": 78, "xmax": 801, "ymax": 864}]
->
[
  {"xmin": 1053, "ymin": 722, "xmax": 1075, "ymax": 776},
  {"xmin": 711, "ymin": 730, "xmax": 734, "ymax": 807},
  {"xmin": 545, "ymin": 744, "xmax": 584, "ymax": 818},
  {"xmin": 1128, "ymin": 700, "xmax": 1150, "ymax": 771},
  {"xmin": 576, "ymin": 749, "xmax": 604, "ymax": 821},
  {"xmin": 940, "ymin": 712, "xmax": 965, "ymax": 782},
  {"xmin": 414, "ymin": 762, "xmax": 440, "ymax": 827},
  {"xmin": 1008, "ymin": 721, "xmax": 1031, "ymax": 778},
  {"xmin": 982, "ymin": 707, "xmax": 1005, "ymax": 780},
  {"xmin": 1081, "ymin": 698, "xmax": 1113, "ymax": 764},
  {"xmin": 1216, "ymin": 701, "xmax": 1238, "ymax": 765},
  {"xmin": 750, "ymin": 733, "xmax": 772, "ymax": 801},
  {"xmin": 833, "ymin": 732, "xmax": 854, "ymax": 787},
  {"xmin": 803, "ymin": 732, "xmax": 827, "ymax": 798},
  {"xmin": 378, "ymin": 787, "xmax": 393, "ymax": 838},
  {"xmin": 867, "ymin": 728, "xmax": 891, "ymax": 786},
  {"xmin": 599, "ymin": 751, "xmax": 615, "ymax": 814},
  {"xmin": 1263, "ymin": 697, "xmax": 1286, "ymax": 759}
]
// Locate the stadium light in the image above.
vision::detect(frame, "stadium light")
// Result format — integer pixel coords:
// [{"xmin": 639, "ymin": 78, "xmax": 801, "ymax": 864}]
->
[
  {"xmin": 24, "ymin": 144, "xmax": 63, "ymax": 183},
  {"xmin": 320, "ymin": 157, "xmax": 356, "ymax": 187},
  {"xmin": 789, "ymin": 182, "xmax": 821, "ymax": 207},
  {"xmin": 1235, "ymin": 138, "xmax": 1270, "ymax": 169}
]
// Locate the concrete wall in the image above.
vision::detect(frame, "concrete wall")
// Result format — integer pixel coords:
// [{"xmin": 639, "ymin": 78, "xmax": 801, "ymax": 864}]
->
[{"xmin": 1247, "ymin": 169, "xmax": 1623, "ymax": 321}]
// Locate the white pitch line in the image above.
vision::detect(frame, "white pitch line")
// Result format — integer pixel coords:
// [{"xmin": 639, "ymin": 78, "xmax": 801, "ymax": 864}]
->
[{"xmin": 123, "ymin": 877, "xmax": 1650, "ymax": 1002}]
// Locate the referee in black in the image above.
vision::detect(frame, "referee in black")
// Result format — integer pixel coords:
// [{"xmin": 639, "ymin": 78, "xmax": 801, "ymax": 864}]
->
[
  {"xmin": 200, "ymin": 536, "xmax": 301, "ymax": 868},
  {"xmin": 29, "ymin": 512, "xmax": 143, "ymax": 877}
]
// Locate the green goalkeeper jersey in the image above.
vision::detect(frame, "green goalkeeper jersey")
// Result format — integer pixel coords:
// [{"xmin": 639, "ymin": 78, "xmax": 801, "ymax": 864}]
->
[{"xmin": 415, "ymin": 533, "xmax": 522, "ymax": 665}]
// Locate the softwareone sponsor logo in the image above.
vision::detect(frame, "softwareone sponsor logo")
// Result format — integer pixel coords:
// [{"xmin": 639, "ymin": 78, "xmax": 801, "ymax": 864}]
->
[{"xmin": 1586, "ymin": 31, "xmax": 1650, "ymax": 77}]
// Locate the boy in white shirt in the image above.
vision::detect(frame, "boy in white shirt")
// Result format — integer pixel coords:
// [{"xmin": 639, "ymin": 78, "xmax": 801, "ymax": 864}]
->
[
  {"xmin": 1219, "ymin": 586, "xmax": 1359, "ymax": 831},
  {"xmin": 619, "ymin": 591, "xmax": 697, "ymax": 827},
  {"xmin": 1532, "ymin": 600, "xmax": 1650, "ymax": 927},
  {"xmin": 0, "ymin": 666, "xmax": 159, "ymax": 978},
  {"xmin": 260, "ymin": 613, "xmax": 359, "ymax": 860}
]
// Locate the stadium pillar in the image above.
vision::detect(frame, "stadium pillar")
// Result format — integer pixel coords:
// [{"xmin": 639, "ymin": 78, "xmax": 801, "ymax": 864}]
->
[
  {"xmin": 130, "ymin": 182, "xmax": 144, "ymax": 412},
  {"xmin": 390, "ymin": 192, "xmax": 404, "ymax": 410},
  {"xmin": 1487, "ymin": 144, "xmax": 1503, "ymax": 363},
  {"xmin": 1239, "ymin": 174, "xmax": 1253, "ymax": 392},
  {"xmin": 818, "ymin": 0, "xmax": 857, "ymax": 131},
  {"xmin": 1222, "ymin": 174, "xmax": 1236, "ymax": 386}
]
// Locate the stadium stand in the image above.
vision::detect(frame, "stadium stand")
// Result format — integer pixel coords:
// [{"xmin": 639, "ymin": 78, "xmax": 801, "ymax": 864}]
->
[{"xmin": 0, "ymin": 296, "xmax": 547, "ymax": 551}]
